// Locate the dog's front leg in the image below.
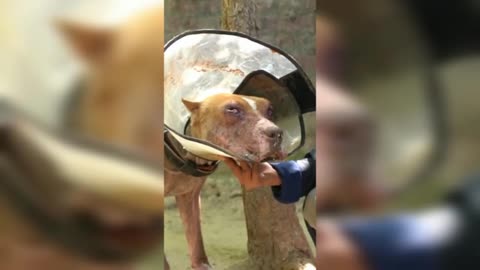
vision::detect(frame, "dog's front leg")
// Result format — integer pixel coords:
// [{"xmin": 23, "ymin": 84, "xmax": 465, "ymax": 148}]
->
[{"xmin": 175, "ymin": 182, "xmax": 212, "ymax": 270}]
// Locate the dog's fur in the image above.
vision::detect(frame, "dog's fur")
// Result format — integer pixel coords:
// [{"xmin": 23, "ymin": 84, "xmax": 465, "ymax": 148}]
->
[
  {"xmin": 0, "ymin": 7, "xmax": 384, "ymax": 270},
  {"xmin": 58, "ymin": 7, "xmax": 165, "ymax": 163},
  {"xmin": 0, "ymin": 174, "xmax": 138, "ymax": 270},
  {"xmin": 56, "ymin": 8, "xmax": 378, "ymax": 269},
  {"xmin": 59, "ymin": 6, "xmax": 284, "ymax": 270},
  {"xmin": 55, "ymin": 6, "xmax": 165, "ymax": 269},
  {"xmin": 182, "ymin": 93, "xmax": 284, "ymax": 162},
  {"xmin": 165, "ymin": 93, "xmax": 284, "ymax": 269}
]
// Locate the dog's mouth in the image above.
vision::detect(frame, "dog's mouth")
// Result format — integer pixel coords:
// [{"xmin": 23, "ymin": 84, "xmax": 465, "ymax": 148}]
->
[
  {"xmin": 245, "ymin": 149, "xmax": 287, "ymax": 162},
  {"xmin": 262, "ymin": 151, "xmax": 287, "ymax": 162},
  {"xmin": 99, "ymin": 217, "xmax": 162, "ymax": 250},
  {"xmin": 72, "ymin": 207, "xmax": 162, "ymax": 256}
]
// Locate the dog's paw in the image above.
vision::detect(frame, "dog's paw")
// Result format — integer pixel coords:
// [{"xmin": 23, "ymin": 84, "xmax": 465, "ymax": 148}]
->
[{"xmin": 193, "ymin": 263, "xmax": 213, "ymax": 270}]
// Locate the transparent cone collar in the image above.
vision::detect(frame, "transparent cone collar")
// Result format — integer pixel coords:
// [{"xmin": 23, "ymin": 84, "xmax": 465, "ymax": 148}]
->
[{"xmin": 165, "ymin": 30, "xmax": 312, "ymax": 161}]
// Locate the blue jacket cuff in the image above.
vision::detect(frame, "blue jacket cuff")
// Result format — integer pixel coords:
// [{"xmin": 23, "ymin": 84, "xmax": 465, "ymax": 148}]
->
[{"xmin": 270, "ymin": 161, "xmax": 303, "ymax": 203}]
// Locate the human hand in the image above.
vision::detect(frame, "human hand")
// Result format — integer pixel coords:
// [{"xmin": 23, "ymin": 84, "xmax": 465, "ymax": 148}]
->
[{"xmin": 223, "ymin": 158, "xmax": 281, "ymax": 191}]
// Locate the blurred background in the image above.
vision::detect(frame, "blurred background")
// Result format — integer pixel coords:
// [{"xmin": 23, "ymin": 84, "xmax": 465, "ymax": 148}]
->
[
  {"xmin": 0, "ymin": 0, "xmax": 161, "ymax": 127},
  {"xmin": 317, "ymin": 0, "xmax": 480, "ymax": 207},
  {"xmin": 164, "ymin": 0, "xmax": 315, "ymax": 269},
  {"xmin": 0, "ymin": 1, "xmax": 163, "ymax": 269}
]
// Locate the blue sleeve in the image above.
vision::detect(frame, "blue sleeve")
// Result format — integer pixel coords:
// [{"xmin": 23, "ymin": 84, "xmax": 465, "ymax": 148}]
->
[
  {"xmin": 269, "ymin": 150, "xmax": 315, "ymax": 203},
  {"xmin": 340, "ymin": 215, "xmax": 442, "ymax": 270}
]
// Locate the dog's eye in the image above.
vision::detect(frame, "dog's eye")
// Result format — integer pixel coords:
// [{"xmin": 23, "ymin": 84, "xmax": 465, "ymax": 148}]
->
[
  {"xmin": 225, "ymin": 105, "xmax": 241, "ymax": 115},
  {"xmin": 266, "ymin": 106, "xmax": 274, "ymax": 119}
]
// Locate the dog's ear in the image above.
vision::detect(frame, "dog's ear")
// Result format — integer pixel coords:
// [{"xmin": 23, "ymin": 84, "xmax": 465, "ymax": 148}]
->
[
  {"xmin": 182, "ymin": 99, "xmax": 200, "ymax": 113},
  {"xmin": 55, "ymin": 19, "xmax": 116, "ymax": 65}
]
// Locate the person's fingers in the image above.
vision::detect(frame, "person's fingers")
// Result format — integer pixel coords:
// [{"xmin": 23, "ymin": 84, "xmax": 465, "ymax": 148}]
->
[
  {"xmin": 223, "ymin": 158, "xmax": 237, "ymax": 169},
  {"xmin": 251, "ymin": 162, "xmax": 264, "ymax": 181},
  {"xmin": 223, "ymin": 158, "xmax": 244, "ymax": 178},
  {"xmin": 239, "ymin": 161, "xmax": 256, "ymax": 189},
  {"xmin": 237, "ymin": 160, "xmax": 251, "ymax": 171},
  {"xmin": 224, "ymin": 159, "xmax": 269, "ymax": 191}
]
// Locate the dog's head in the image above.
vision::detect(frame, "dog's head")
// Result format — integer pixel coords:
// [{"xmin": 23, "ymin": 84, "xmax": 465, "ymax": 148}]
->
[
  {"xmin": 52, "ymin": 7, "xmax": 164, "ymax": 260},
  {"xmin": 182, "ymin": 93, "xmax": 286, "ymax": 162},
  {"xmin": 56, "ymin": 7, "xmax": 164, "ymax": 161}
]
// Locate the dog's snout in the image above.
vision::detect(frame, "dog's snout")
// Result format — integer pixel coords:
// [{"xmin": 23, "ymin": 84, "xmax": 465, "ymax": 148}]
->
[{"xmin": 264, "ymin": 126, "xmax": 283, "ymax": 140}]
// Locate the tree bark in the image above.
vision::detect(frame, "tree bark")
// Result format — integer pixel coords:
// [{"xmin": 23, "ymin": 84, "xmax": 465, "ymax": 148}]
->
[
  {"xmin": 221, "ymin": 1, "xmax": 314, "ymax": 269},
  {"xmin": 221, "ymin": 0, "xmax": 258, "ymax": 35}
]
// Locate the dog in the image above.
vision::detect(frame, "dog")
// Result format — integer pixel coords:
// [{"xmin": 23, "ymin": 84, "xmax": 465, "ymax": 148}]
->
[
  {"xmin": 54, "ymin": 6, "xmax": 165, "ymax": 270},
  {"xmin": 58, "ymin": 6, "xmax": 165, "ymax": 163},
  {"xmin": 164, "ymin": 93, "xmax": 284, "ymax": 270},
  {"xmin": 0, "ymin": 110, "xmax": 164, "ymax": 270},
  {"xmin": 57, "ymin": 5, "xmax": 283, "ymax": 269}
]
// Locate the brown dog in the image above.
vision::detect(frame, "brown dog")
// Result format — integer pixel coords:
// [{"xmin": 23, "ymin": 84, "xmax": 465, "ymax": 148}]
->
[
  {"xmin": 164, "ymin": 93, "xmax": 284, "ymax": 270},
  {"xmin": 58, "ymin": 5, "xmax": 283, "ymax": 269},
  {"xmin": 58, "ymin": 7, "xmax": 165, "ymax": 163},
  {"xmin": 0, "ymin": 115, "xmax": 164, "ymax": 270},
  {"xmin": 182, "ymin": 93, "xmax": 284, "ymax": 162},
  {"xmin": 55, "ymin": 6, "xmax": 165, "ymax": 270}
]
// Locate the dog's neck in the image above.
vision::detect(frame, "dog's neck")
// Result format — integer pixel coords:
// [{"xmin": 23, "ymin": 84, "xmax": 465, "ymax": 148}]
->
[
  {"xmin": 164, "ymin": 131, "xmax": 218, "ymax": 176},
  {"xmin": 183, "ymin": 126, "xmax": 217, "ymax": 167}
]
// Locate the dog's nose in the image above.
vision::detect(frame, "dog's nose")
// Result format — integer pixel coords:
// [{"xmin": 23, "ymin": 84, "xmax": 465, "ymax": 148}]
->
[{"xmin": 264, "ymin": 126, "xmax": 283, "ymax": 141}]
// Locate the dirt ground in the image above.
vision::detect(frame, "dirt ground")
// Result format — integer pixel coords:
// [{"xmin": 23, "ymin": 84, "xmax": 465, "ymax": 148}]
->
[{"xmin": 164, "ymin": 165, "xmax": 315, "ymax": 270}]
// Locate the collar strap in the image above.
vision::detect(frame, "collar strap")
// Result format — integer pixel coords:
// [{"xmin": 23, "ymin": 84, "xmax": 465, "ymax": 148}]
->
[{"xmin": 164, "ymin": 130, "xmax": 219, "ymax": 177}]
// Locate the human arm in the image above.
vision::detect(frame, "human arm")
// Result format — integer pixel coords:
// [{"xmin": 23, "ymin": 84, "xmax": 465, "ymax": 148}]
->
[{"xmin": 223, "ymin": 150, "xmax": 316, "ymax": 203}]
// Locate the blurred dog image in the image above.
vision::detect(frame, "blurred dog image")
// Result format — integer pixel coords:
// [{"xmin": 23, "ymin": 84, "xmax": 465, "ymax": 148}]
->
[
  {"xmin": 0, "ymin": 2, "xmax": 165, "ymax": 270},
  {"xmin": 58, "ymin": 4, "xmax": 165, "ymax": 267},
  {"xmin": 0, "ymin": 107, "xmax": 164, "ymax": 269},
  {"xmin": 59, "ymin": 6, "xmax": 165, "ymax": 163}
]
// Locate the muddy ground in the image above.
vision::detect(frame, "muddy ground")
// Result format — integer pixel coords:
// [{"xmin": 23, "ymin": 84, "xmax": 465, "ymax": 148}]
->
[{"xmin": 164, "ymin": 165, "xmax": 315, "ymax": 270}]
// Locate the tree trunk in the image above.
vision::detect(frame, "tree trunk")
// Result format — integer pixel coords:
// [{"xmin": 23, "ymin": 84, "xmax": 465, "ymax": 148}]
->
[{"xmin": 221, "ymin": 1, "xmax": 314, "ymax": 269}]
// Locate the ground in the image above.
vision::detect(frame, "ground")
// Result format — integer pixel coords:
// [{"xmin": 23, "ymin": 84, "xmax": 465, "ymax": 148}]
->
[{"xmin": 163, "ymin": 165, "xmax": 315, "ymax": 270}]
